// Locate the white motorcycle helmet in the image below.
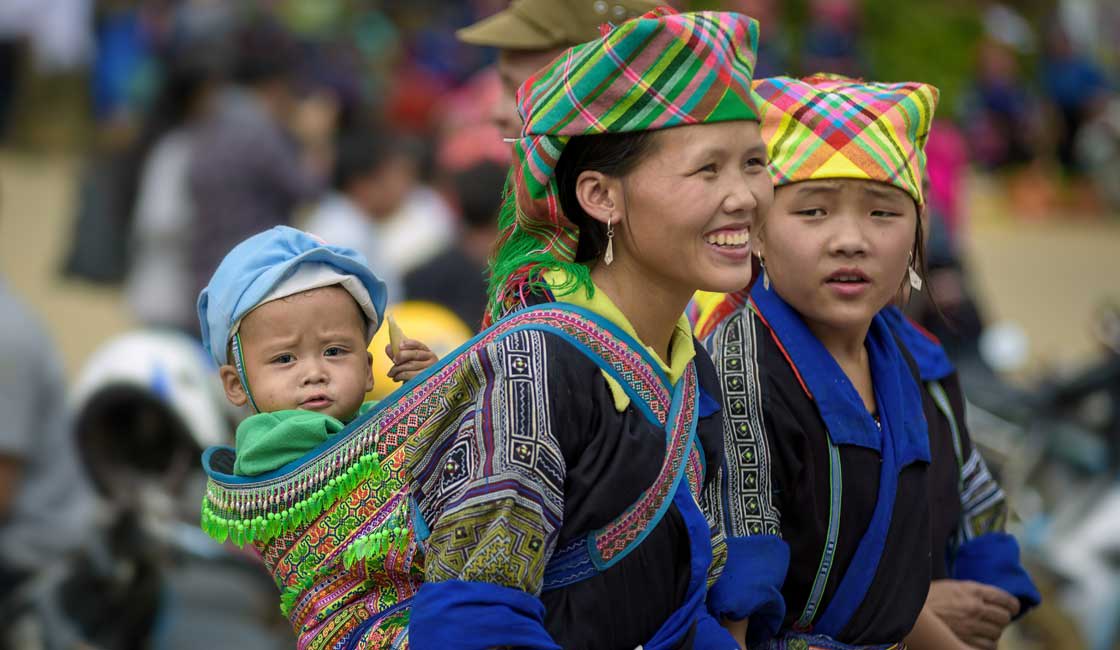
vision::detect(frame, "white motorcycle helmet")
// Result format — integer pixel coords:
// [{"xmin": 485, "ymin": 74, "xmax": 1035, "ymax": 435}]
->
[{"xmin": 69, "ymin": 330, "xmax": 236, "ymax": 502}]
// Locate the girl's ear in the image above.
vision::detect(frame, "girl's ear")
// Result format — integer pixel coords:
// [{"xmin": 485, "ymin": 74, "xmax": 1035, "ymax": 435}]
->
[
  {"xmin": 574, "ymin": 170, "xmax": 624, "ymax": 227},
  {"xmin": 219, "ymin": 365, "xmax": 249, "ymax": 407},
  {"xmin": 365, "ymin": 350, "xmax": 375, "ymax": 393}
]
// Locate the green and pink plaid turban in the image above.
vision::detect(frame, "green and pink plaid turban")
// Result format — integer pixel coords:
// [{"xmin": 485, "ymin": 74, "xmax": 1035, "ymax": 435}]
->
[
  {"xmin": 486, "ymin": 7, "xmax": 762, "ymax": 323},
  {"xmin": 753, "ymin": 73, "xmax": 940, "ymax": 205}
]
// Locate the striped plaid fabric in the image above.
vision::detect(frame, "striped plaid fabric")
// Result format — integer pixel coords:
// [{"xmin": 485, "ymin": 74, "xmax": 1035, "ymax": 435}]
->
[
  {"xmin": 754, "ymin": 74, "xmax": 939, "ymax": 205},
  {"xmin": 488, "ymin": 7, "xmax": 761, "ymax": 320}
]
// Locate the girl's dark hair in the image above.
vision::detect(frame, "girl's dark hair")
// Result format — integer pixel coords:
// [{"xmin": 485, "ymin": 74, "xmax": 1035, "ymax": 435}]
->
[{"xmin": 553, "ymin": 131, "xmax": 658, "ymax": 262}]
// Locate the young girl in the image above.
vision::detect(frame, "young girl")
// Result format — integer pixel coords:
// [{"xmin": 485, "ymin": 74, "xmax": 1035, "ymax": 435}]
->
[{"xmin": 700, "ymin": 74, "xmax": 944, "ymax": 649}]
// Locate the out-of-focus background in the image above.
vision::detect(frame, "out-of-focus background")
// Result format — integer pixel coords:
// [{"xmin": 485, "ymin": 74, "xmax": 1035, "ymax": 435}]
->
[{"xmin": 0, "ymin": 0, "xmax": 1115, "ymax": 648}]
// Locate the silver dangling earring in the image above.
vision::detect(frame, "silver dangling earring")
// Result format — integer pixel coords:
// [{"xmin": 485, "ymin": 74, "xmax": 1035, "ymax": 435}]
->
[
  {"xmin": 758, "ymin": 252, "xmax": 769, "ymax": 290},
  {"xmin": 604, "ymin": 218, "xmax": 615, "ymax": 266},
  {"xmin": 908, "ymin": 252, "xmax": 923, "ymax": 291}
]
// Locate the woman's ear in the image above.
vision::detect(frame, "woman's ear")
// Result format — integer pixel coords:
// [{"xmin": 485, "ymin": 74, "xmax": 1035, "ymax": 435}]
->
[
  {"xmin": 574, "ymin": 170, "xmax": 623, "ymax": 227},
  {"xmin": 219, "ymin": 365, "xmax": 249, "ymax": 407},
  {"xmin": 365, "ymin": 350, "xmax": 375, "ymax": 393}
]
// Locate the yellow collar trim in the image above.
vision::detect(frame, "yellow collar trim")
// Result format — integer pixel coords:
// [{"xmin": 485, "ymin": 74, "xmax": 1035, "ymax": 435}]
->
[{"xmin": 545, "ymin": 269, "xmax": 695, "ymax": 412}]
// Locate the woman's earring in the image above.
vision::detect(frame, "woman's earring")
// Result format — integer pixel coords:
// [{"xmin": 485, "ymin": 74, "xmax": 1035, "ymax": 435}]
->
[
  {"xmin": 908, "ymin": 252, "xmax": 922, "ymax": 291},
  {"xmin": 604, "ymin": 218, "xmax": 615, "ymax": 266},
  {"xmin": 758, "ymin": 252, "xmax": 769, "ymax": 290}
]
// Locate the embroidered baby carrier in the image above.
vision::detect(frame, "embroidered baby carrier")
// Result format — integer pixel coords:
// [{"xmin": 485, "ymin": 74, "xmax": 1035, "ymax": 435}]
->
[{"xmin": 201, "ymin": 302, "xmax": 719, "ymax": 649}]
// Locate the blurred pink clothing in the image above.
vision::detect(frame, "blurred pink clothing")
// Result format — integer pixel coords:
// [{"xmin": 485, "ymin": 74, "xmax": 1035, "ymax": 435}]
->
[{"xmin": 926, "ymin": 120, "xmax": 970, "ymax": 242}]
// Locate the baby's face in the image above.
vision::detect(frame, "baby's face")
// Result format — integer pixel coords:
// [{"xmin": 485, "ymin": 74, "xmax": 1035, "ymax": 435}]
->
[{"xmin": 226, "ymin": 286, "xmax": 373, "ymax": 420}]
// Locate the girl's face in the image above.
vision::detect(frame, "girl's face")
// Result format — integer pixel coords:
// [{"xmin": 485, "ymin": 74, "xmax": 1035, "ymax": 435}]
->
[
  {"xmin": 610, "ymin": 120, "xmax": 773, "ymax": 296},
  {"xmin": 760, "ymin": 179, "xmax": 918, "ymax": 337}
]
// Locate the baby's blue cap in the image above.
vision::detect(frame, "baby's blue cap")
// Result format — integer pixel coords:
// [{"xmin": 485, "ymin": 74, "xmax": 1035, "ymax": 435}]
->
[{"xmin": 198, "ymin": 226, "xmax": 388, "ymax": 366}]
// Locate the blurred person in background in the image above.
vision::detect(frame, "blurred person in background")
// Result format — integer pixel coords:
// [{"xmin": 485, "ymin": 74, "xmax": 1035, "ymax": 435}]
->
[
  {"xmin": 62, "ymin": 0, "xmax": 160, "ymax": 285},
  {"xmin": 404, "ymin": 160, "xmax": 507, "ymax": 331},
  {"xmin": 303, "ymin": 128, "xmax": 419, "ymax": 304},
  {"xmin": 124, "ymin": 49, "xmax": 220, "ymax": 333},
  {"xmin": 1041, "ymin": 22, "xmax": 1113, "ymax": 177},
  {"xmin": 963, "ymin": 39, "xmax": 1039, "ymax": 171},
  {"xmin": 0, "ymin": 276, "xmax": 94, "ymax": 596},
  {"xmin": 456, "ymin": 0, "xmax": 661, "ymax": 139},
  {"xmin": 725, "ymin": 0, "xmax": 792, "ymax": 79},
  {"xmin": 187, "ymin": 18, "xmax": 334, "ymax": 318},
  {"xmin": 800, "ymin": 0, "xmax": 866, "ymax": 78}
]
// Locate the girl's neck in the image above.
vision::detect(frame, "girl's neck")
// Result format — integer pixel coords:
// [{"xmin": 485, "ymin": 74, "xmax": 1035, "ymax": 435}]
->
[
  {"xmin": 590, "ymin": 259, "xmax": 689, "ymax": 365},
  {"xmin": 807, "ymin": 318, "xmax": 876, "ymax": 410}
]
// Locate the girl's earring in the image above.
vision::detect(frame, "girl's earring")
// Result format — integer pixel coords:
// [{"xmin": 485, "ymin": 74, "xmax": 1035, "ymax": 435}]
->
[
  {"xmin": 908, "ymin": 252, "xmax": 922, "ymax": 291},
  {"xmin": 604, "ymin": 218, "xmax": 615, "ymax": 266},
  {"xmin": 758, "ymin": 252, "xmax": 769, "ymax": 290}
]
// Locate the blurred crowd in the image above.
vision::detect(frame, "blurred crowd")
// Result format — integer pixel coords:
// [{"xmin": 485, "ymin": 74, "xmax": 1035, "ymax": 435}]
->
[{"xmin": 0, "ymin": 0, "xmax": 1116, "ymax": 647}]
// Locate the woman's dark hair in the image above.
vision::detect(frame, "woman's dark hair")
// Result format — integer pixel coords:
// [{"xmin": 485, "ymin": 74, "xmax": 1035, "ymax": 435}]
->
[{"xmin": 553, "ymin": 130, "xmax": 658, "ymax": 262}]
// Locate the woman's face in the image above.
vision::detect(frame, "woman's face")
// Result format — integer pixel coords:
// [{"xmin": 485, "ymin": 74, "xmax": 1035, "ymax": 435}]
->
[
  {"xmin": 760, "ymin": 179, "xmax": 918, "ymax": 336},
  {"xmin": 613, "ymin": 120, "xmax": 772, "ymax": 296}
]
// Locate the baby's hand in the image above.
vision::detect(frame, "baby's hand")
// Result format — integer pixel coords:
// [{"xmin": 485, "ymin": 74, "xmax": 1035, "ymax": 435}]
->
[{"xmin": 385, "ymin": 338, "xmax": 438, "ymax": 383}]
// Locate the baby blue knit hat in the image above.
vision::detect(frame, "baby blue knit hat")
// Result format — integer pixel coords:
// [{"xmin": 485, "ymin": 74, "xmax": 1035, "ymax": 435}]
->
[{"xmin": 198, "ymin": 226, "xmax": 388, "ymax": 368}]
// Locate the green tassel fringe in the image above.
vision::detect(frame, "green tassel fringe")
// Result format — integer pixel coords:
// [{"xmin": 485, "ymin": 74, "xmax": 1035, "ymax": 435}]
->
[
  {"xmin": 486, "ymin": 178, "xmax": 594, "ymax": 323},
  {"xmin": 276, "ymin": 517, "xmax": 410, "ymax": 618},
  {"xmin": 200, "ymin": 452, "xmax": 392, "ymax": 548}
]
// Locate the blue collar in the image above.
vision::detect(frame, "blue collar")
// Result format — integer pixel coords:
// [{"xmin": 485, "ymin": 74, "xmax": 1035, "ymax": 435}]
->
[
  {"xmin": 879, "ymin": 306, "xmax": 955, "ymax": 382},
  {"xmin": 751, "ymin": 283, "xmax": 930, "ymax": 467}
]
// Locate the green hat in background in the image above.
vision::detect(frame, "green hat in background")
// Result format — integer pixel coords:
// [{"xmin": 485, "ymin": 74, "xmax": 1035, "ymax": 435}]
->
[{"xmin": 457, "ymin": 0, "xmax": 663, "ymax": 50}]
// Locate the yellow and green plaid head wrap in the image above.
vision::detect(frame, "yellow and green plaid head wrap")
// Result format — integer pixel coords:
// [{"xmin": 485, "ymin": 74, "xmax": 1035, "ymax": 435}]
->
[
  {"xmin": 753, "ymin": 73, "xmax": 939, "ymax": 206},
  {"xmin": 487, "ymin": 6, "xmax": 762, "ymax": 323}
]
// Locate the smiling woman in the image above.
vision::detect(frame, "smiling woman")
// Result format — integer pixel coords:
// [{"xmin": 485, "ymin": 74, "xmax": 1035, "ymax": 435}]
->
[{"xmin": 407, "ymin": 7, "xmax": 771, "ymax": 650}]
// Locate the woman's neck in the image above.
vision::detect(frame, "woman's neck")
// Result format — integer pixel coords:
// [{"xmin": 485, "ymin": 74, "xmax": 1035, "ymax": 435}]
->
[{"xmin": 590, "ymin": 260, "xmax": 689, "ymax": 365}]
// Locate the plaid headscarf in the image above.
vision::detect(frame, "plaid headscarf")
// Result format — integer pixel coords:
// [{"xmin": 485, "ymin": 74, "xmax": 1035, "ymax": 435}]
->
[
  {"xmin": 754, "ymin": 74, "xmax": 939, "ymax": 205},
  {"xmin": 486, "ymin": 7, "xmax": 762, "ymax": 323}
]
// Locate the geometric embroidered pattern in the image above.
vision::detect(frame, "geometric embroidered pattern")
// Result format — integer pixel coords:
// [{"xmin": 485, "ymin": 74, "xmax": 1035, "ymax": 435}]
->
[
  {"xmin": 201, "ymin": 304, "xmax": 683, "ymax": 646},
  {"xmin": 593, "ymin": 364, "xmax": 699, "ymax": 565},
  {"xmin": 956, "ymin": 448, "xmax": 1008, "ymax": 543},
  {"xmin": 419, "ymin": 330, "xmax": 560, "ymax": 593},
  {"xmin": 756, "ymin": 631, "xmax": 903, "ymax": 650},
  {"xmin": 702, "ymin": 307, "xmax": 782, "ymax": 538}
]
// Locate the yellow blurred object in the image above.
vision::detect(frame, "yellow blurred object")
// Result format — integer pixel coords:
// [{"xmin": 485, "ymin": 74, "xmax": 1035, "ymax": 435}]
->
[{"xmin": 366, "ymin": 301, "xmax": 474, "ymax": 401}]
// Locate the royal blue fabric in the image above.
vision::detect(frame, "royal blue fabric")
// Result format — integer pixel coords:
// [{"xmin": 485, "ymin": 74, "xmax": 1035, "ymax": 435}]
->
[
  {"xmin": 953, "ymin": 532, "xmax": 1041, "ymax": 618},
  {"xmin": 410, "ymin": 580, "xmax": 560, "ymax": 649},
  {"xmin": 751, "ymin": 283, "xmax": 930, "ymax": 468},
  {"xmin": 751, "ymin": 283, "xmax": 931, "ymax": 636},
  {"xmin": 707, "ymin": 534, "xmax": 789, "ymax": 644},
  {"xmin": 880, "ymin": 306, "xmax": 954, "ymax": 382}
]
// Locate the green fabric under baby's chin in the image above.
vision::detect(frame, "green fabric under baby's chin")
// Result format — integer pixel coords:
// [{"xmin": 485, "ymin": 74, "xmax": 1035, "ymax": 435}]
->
[{"xmin": 233, "ymin": 401, "xmax": 377, "ymax": 476}]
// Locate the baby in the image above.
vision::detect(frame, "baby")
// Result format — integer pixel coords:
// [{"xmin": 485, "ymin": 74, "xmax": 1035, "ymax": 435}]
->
[{"xmin": 198, "ymin": 226, "xmax": 436, "ymax": 476}]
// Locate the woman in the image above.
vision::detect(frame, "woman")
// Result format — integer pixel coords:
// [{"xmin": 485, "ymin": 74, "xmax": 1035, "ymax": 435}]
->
[
  {"xmin": 200, "ymin": 7, "xmax": 770, "ymax": 650},
  {"xmin": 698, "ymin": 74, "xmax": 943, "ymax": 649},
  {"xmin": 407, "ymin": 8, "xmax": 771, "ymax": 649}
]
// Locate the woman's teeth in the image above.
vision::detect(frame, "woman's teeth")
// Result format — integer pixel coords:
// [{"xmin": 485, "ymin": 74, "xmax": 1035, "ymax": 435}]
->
[{"xmin": 705, "ymin": 230, "xmax": 750, "ymax": 247}]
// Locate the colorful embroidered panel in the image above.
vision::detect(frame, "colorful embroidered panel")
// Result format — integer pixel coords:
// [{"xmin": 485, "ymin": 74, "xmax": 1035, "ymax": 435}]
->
[
  {"xmin": 756, "ymin": 632, "xmax": 904, "ymax": 650},
  {"xmin": 201, "ymin": 303, "xmax": 709, "ymax": 646},
  {"xmin": 700, "ymin": 306, "xmax": 782, "ymax": 539}
]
